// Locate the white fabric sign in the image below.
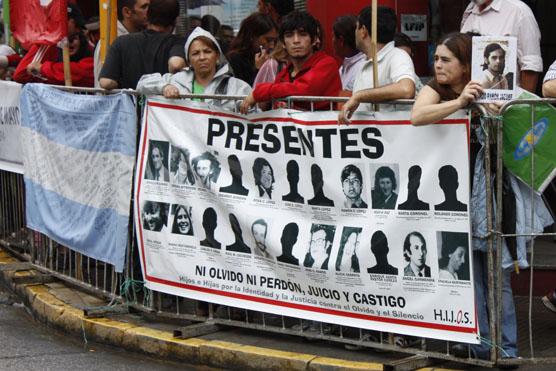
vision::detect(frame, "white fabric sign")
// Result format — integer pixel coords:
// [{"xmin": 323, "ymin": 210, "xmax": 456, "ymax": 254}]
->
[
  {"xmin": 0, "ymin": 81, "xmax": 23, "ymax": 173},
  {"xmin": 400, "ymin": 14, "xmax": 427, "ymax": 42},
  {"xmin": 135, "ymin": 99, "xmax": 478, "ymax": 344}
]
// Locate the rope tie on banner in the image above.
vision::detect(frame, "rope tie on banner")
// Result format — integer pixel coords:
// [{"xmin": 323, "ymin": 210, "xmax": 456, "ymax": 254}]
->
[
  {"xmin": 120, "ymin": 278, "xmax": 150, "ymax": 306},
  {"xmin": 137, "ymin": 94, "xmax": 146, "ymax": 110},
  {"xmin": 476, "ymin": 335, "xmax": 511, "ymax": 358}
]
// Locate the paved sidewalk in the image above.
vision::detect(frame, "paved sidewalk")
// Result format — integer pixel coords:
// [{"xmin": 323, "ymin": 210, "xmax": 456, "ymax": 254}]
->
[{"xmin": 1, "ymin": 247, "xmax": 555, "ymax": 370}]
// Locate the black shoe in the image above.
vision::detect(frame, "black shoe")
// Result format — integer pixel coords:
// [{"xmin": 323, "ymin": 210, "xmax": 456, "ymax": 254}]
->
[{"xmin": 497, "ymin": 357, "xmax": 521, "ymax": 370}]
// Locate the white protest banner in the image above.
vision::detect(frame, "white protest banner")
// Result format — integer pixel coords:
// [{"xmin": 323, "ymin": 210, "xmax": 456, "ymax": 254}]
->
[
  {"xmin": 135, "ymin": 99, "xmax": 478, "ymax": 343},
  {"xmin": 0, "ymin": 81, "xmax": 23, "ymax": 173}
]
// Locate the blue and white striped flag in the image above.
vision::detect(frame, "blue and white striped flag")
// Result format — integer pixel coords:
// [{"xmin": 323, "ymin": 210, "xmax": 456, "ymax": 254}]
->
[{"xmin": 20, "ymin": 84, "xmax": 137, "ymax": 272}]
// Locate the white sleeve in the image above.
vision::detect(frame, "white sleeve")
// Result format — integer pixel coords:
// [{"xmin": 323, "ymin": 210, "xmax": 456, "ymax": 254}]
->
[
  {"xmin": 390, "ymin": 50, "xmax": 416, "ymax": 83},
  {"xmin": 543, "ymin": 60, "xmax": 556, "ymax": 83},
  {"xmin": 516, "ymin": 9, "xmax": 543, "ymax": 72},
  {"xmin": 136, "ymin": 73, "xmax": 173, "ymax": 95}
]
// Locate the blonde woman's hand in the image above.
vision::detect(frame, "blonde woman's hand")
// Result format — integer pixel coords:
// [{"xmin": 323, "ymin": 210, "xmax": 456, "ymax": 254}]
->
[
  {"xmin": 457, "ymin": 81, "xmax": 484, "ymax": 108},
  {"xmin": 162, "ymin": 84, "xmax": 180, "ymax": 99}
]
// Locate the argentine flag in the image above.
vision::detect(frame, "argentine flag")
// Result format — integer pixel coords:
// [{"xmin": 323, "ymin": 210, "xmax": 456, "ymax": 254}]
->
[{"xmin": 20, "ymin": 84, "xmax": 136, "ymax": 272}]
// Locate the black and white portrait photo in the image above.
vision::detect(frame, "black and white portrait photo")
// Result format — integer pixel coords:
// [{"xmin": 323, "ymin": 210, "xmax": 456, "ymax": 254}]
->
[
  {"xmin": 367, "ymin": 230, "xmax": 398, "ymax": 275},
  {"xmin": 142, "ymin": 200, "xmax": 169, "ymax": 232},
  {"xmin": 437, "ymin": 231, "xmax": 470, "ymax": 281},
  {"xmin": 170, "ymin": 146, "xmax": 195, "ymax": 185},
  {"xmin": 398, "ymin": 165, "xmax": 429, "ymax": 210},
  {"xmin": 171, "ymin": 204, "xmax": 194, "ymax": 236},
  {"xmin": 403, "ymin": 231, "xmax": 430, "ymax": 277},
  {"xmin": 219, "ymin": 154, "xmax": 249, "ymax": 196},
  {"xmin": 435, "ymin": 165, "xmax": 467, "ymax": 212},
  {"xmin": 371, "ymin": 165, "xmax": 398, "ymax": 210},
  {"xmin": 192, "ymin": 151, "xmax": 220, "ymax": 191},
  {"xmin": 252, "ymin": 157, "xmax": 275, "ymax": 199},
  {"xmin": 304, "ymin": 223, "xmax": 335, "ymax": 270},
  {"xmin": 251, "ymin": 218, "xmax": 271, "ymax": 258},
  {"xmin": 145, "ymin": 140, "xmax": 170, "ymax": 182},
  {"xmin": 341, "ymin": 164, "xmax": 367, "ymax": 209},
  {"xmin": 335, "ymin": 227, "xmax": 362, "ymax": 273},
  {"xmin": 480, "ymin": 42, "xmax": 513, "ymax": 90}
]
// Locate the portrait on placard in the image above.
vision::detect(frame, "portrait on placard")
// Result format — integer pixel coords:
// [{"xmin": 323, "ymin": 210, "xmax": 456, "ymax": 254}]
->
[
  {"xmin": 145, "ymin": 140, "xmax": 170, "ymax": 182},
  {"xmin": 335, "ymin": 227, "xmax": 362, "ymax": 273},
  {"xmin": 142, "ymin": 200, "xmax": 169, "ymax": 233},
  {"xmin": 437, "ymin": 231, "xmax": 470, "ymax": 281},
  {"xmin": 170, "ymin": 204, "xmax": 194, "ymax": 236},
  {"xmin": 192, "ymin": 151, "xmax": 221, "ymax": 191},
  {"xmin": 370, "ymin": 163, "xmax": 400, "ymax": 210},
  {"xmin": 170, "ymin": 146, "xmax": 195, "ymax": 186},
  {"xmin": 304, "ymin": 223, "xmax": 336, "ymax": 270},
  {"xmin": 471, "ymin": 36, "xmax": 517, "ymax": 103}
]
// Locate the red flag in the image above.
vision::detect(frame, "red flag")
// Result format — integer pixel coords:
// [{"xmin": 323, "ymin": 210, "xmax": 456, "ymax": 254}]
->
[{"xmin": 10, "ymin": 0, "xmax": 68, "ymax": 50}]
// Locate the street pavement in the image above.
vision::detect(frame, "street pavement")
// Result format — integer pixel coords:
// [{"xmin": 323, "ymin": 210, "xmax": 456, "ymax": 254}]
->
[{"xmin": 0, "ymin": 284, "xmax": 221, "ymax": 371}]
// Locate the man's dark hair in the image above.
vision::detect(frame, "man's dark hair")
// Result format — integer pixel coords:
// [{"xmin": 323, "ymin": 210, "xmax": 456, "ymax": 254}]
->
[
  {"xmin": 117, "ymin": 0, "xmax": 137, "ymax": 21},
  {"xmin": 403, "ymin": 231, "xmax": 426, "ymax": 262},
  {"xmin": 341, "ymin": 164, "xmax": 363, "ymax": 185},
  {"xmin": 147, "ymin": 0, "xmax": 179, "ymax": 28},
  {"xmin": 279, "ymin": 10, "xmax": 319, "ymax": 42},
  {"xmin": 264, "ymin": 0, "xmax": 295, "ymax": 18},
  {"xmin": 482, "ymin": 42, "xmax": 505, "ymax": 70},
  {"xmin": 333, "ymin": 15, "xmax": 358, "ymax": 51},
  {"xmin": 358, "ymin": 6, "xmax": 397, "ymax": 44},
  {"xmin": 68, "ymin": 3, "xmax": 87, "ymax": 29},
  {"xmin": 201, "ymin": 14, "xmax": 221, "ymax": 36},
  {"xmin": 394, "ymin": 32, "xmax": 413, "ymax": 52},
  {"xmin": 310, "ymin": 223, "xmax": 334, "ymax": 243}
]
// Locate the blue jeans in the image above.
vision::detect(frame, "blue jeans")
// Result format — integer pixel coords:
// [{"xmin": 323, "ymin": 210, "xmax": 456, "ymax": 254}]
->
[{"xmin": 472, "ymin": 251, "xmax": 518, "ymax": 358}]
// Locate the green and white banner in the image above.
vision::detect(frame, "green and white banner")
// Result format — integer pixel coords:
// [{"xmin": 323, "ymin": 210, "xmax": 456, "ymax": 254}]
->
[{"xmin": 503, "ymin": 90, "xmax": 556, "ymax": 193}]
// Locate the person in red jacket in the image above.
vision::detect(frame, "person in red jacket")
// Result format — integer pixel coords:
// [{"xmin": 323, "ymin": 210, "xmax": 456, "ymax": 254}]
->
[
  {"xmin": 13, "ymin": 4, "xmax": 94, "ymax": 87},
  {"xmin": 240, "ymin": 10, "xmax": 341, "ymax": 112}
]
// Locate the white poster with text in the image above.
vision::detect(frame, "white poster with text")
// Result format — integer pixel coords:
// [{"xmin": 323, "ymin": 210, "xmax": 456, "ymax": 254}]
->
[{"xmin": 134, "ymin": 99, "xmax": 478, "ymax": 343}]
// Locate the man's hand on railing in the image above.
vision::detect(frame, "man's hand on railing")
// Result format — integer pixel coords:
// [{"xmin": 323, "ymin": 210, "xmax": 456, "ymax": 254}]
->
[
  {"xmin": 240, "ymin": 93, "xmax": 256, "ymax": 114},
  {"xmin": 338, "ymin": 95, "xmax": 360, "ymax": 125}
]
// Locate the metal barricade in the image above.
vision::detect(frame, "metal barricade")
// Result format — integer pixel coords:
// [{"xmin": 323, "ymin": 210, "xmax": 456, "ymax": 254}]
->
[
  {"xmin": 489, "ymin": 98, "xmax": 556, "ymax": 368},
  {"xmin": 3, "ymin": 86, "xmax": 555, "ymax": 368}
]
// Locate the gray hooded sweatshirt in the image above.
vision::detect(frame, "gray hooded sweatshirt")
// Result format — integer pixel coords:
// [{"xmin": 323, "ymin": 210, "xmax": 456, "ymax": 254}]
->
[{"xmin": 137, "ymin": 27, "xmax": 251, "ymax": 111}]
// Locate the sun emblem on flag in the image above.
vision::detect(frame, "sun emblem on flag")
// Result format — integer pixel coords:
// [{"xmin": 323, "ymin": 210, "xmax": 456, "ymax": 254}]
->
[{"xmin": 513, "ymin": 117, "xmax": 548, "ymax": 160}]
